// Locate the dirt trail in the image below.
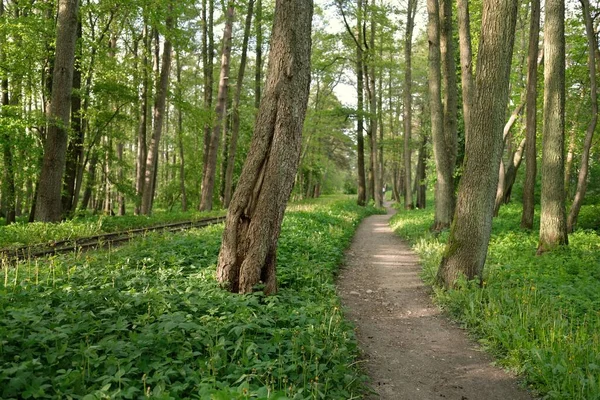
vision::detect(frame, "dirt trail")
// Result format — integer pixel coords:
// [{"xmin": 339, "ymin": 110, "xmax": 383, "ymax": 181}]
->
[{"xmin": 337, "ymin": 204, "xmax": 534, "ymax": 400}]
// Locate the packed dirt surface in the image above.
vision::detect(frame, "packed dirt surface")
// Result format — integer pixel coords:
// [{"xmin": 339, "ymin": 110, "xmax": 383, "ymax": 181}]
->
[{"xmin": 337, "ymin": 204, "xmax": 534, "ymax": 400}]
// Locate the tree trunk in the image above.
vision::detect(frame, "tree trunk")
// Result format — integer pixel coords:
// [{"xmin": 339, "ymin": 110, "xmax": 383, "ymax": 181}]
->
[
  {"xmin": 403, "ymin": 0, "xmax": 417, "ymax": 209},
  {"xmin": 202, "ymin": 0, "xmax": 215, "ymax": 184},
  {"xmin": 356, "ymin": 0, "xmax": 367, "ymax": 206},
  {"xmin": 457, "ymin": 0, "xmax": 474, "ymax": 142},
  {"xmin": 255, "ymin": 0, "xmax": 263, "ymax": 109},
  {"xmin": 216, "ymin": 0, "xmax": 313, "ymax": 295},
  {"xmin": 502, "ymin": 137, "xmax": 526, "ymax": 205},
  {"xmin": 368, "ymin": 0, "xmax": 382, "ymax": 208},
  {"xmin": 521, "ymin": 0, "xmax": 540, "ymax": 229},
  {"xmin": 200, "ymin": 2, "xmax": 235, "ymax": 211},
  {"xmin": 567, "ymin": 0, "xmax": 597, "ymax": 233},
  {"xmin": 80, "ymin": 151, "xmax": 98, "ymax": 211},
  {"xmin": 224, "ymin": 0, "xmax": 254, "ymax": 208},
  {"xmin": 427, "ymin": 0, "xmax": 451, "ymax": 231},
  {"xmin": 436, "ymin": 0, "xmax": 518, "ymax": 287},
  {"xmin": 36, "ymin": 0, "xmax": 80, "ymax": 222},
  {"xmin": 135, "ymin": 24, "xmax": 150, "ymax": 215},
  {"xmin": 61, "ymin": 19, "xmax": 82, "ymax": 217},
  {"xmin": 175, "ymin": 53, "xmax": 188, "ymax": 212},
  {"xmin": 538, "ymin": 0, "xmax": 567, "ymax": 252},
  {"xmin": 415, "ymin": 134, "xmax": 427, "ymax": 209},
  {"xmin": 141, "ymin": 12, "xmax": 173, "ymax": 215}
]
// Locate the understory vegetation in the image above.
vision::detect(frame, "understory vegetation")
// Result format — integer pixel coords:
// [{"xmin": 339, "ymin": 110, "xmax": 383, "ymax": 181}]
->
[
  {"xmin": 390, "ymin": 203, "xmax": 600, "ymax": 400},
  {"xmin": 0, "ymin": 197, "xmax": 380, "ymax": 399}
]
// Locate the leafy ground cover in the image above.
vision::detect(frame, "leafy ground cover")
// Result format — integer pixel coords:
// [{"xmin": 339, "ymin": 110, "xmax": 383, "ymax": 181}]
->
[
  {"xmin": 0, "ymin": 210, "xmax": 224, "ymax": 249},
  {"xmin": 390, "ymin": 203, "xmax": 600, "ymax": 400},
  {"xmin": 0, "ymin": 196, "xmax": 381, "ymax": 399}
]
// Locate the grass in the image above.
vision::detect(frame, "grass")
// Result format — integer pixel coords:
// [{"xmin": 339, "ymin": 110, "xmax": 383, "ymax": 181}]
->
[
  {"xmin": 0, "ymin": 209, "xmax": 225, "ymax": 250},
  {"xmin": 390, "ymin": 203, "xmax": 600, "ymax": 400},
  {"xmin": 0, "ymin": 196, "xmax": 381, "ymax": 399}
]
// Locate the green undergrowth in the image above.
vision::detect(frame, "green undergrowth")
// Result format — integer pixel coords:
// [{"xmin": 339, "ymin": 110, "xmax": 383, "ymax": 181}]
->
[
  {"xmin": 390, "ymin": 203, "xmax": 600, "ymax": 400},
  {"xmin": 0, "ymin": 197, "xmax": 381, "ymax": 399},
  {"xmin": 0, "ymin": 210, "xmax": 224, "ymax": 250}
]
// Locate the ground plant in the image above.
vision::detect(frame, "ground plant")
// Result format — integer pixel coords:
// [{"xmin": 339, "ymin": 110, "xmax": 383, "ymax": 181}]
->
[
  {"xmin": 0, "ymin": 196, "xmax": 380, "ymax": 399},
  {"xmin": 390, "ymin": 203, "xmax": 600, "ymax": 400}
]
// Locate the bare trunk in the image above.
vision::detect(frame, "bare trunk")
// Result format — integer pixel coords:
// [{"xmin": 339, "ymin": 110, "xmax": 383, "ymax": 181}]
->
[
  {"xmin": 135, "ymin": 25, "xmax": 149, "ymax": 215},
  {"xmin": 224, "ymin": 0, "xmax": 255, "ymax": 208},
  {"xmin": 538, "ymin": 0, "xmax": 568, "ymax": 252},
  {"xmin": 567, "ymin": 0, "xmax": 597, "ymax": 233},
  {"xmin": 216, "ymin": 0, "xmax": 313, "ymax": 295},
  {"xmin": 36, "ymin": 0, "xmax": 80, "ymax": 221},
  {"xmin": 255, "ymin": 0, "xmax": 263, "ymax": 109},
  {"xmin": 457, "ymin": 0, "xmax": 474, "ymax": 142},
  {"xmin": 403, "ymin": 0, "xmax": 417, "ymax": 209},
  {"xmin": 175, "ymin": 54, "xmax": 188, "ymax": 212},
  {"xmin": 368, "ymin": 0, "xmax": 382, "ymax": 207},
  {"xmin": 436, "ymin": 0, "xmax": 518, "ymax": 287},
  {"xmin": 356, "ymin": 0, "xmax": 367, "ymax": 206},
  {"xmin": 521, "ymin": 0, "xmax": 540, "ymax": 229},
  {"xmin": 141, "ymin": 12, "xmax": 173, "ymax": 215},
  {"xmin": 415, "ymin": 134, "xmax": 427, "ymax": 209},
  {"xmin": 200, "ymin": 3, "xmax": 235, "ymax": 211},
  {"xmin": 202, "ymin": 0, "xmax": 215, "ymax": 183}
]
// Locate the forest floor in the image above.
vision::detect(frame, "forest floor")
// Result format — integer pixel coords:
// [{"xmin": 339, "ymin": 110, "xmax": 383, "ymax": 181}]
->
[{"xmin": 337, "ymin": 203, "xmax": 535, "ymax": 400}]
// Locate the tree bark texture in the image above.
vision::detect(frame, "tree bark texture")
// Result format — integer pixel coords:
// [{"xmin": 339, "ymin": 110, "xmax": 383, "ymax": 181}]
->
[
  {"xmin": 567, "ymin": 0, "xmax": 597, "ymax": 233},
  {"xmin": 520, "ymin": 0, "xmax": 540, "ymax": 229},
  {"xmin": 403, "ymin": 0, "xmax": 417, "ymax": 209},
  {"xmin": 538, "ymin": 0, "xmax": 568, "ymax": 252},
  {"xmin": 36, "ymin": 0, "xmax": 80, "ymax": 222},
  {"xmin": 224, "ymin": 0, "xmax": 254, "ymax": 208},
  {"xmin": 141, "ymin": 13, "xmax": 173, "ymax": 215},
  {"xmin": 457, "ymin": 0, "xmax": 474, "ymax": 143},
  {"xmin": 427, "ymin": 0, "xmax": 451, "ymax": 231},
  {"xmin": 436, "ymin": 0, "xmax": 518, "ymax": 287},
  {"xmin": 200, "ymin": 2, "xmax": 235, "ymax": 211},
  {"xmin": 216, "ymin": 0, "xmax": 313, "ymax": 295}
]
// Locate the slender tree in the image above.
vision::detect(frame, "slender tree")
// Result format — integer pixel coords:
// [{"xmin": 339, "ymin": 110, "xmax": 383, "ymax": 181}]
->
[
  {"xmin": 216, "ymin": 0, "xmax": 313, "ymax": 295},
  {"xmin": 36, "ymin": 0, "xmax": 80, "ymax": 222},
  {"xmin": 538, "ymin": 0, "xmax": 567, "ymax": 252},
  {"xmin": 436, "ymin": 0, "xmax": 518, "ymax": 287},
  {"xmin": 457, "ymin": 0, "xmax": 474, "ymax": 141},
  {"xmin": 403, "ymin": 0, "xmax": 417, "ymax": 209}
]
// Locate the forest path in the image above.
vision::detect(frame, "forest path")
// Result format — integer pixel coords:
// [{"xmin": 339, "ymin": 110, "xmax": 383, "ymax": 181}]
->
[{"xmin": 337, "ymin": 203, "xmax": 534, "ymax": 400}]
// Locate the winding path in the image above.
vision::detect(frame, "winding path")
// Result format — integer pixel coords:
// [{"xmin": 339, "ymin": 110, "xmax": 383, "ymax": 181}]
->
[{"xmin": 337, "ymin": 204, "xmax": 534, "ymax": 399}]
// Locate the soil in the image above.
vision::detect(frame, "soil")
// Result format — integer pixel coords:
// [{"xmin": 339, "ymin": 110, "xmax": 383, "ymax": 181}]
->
[{"xmin": 337, "ymin": 204, "xmax": 535, "ymax": 400}]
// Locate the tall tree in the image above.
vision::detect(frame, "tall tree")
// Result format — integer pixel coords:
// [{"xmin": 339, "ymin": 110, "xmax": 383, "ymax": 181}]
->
[
  {"xmin": 521, "ymin": 0, "xmax": 540, "ymax": 229},
  {"xmin": 224, "ymin": 0, "xmax": 255, "ymax": 208},
  {"xmin": 436, "ymin": 0, "xmax": 518, "ymax": 287},
  {"xmin": 567, "ymin": 0, "xmax": 598, "ymax": 232},
  {"xmin": 141, "ymin": 9, "xmax": 174, "ymax": 215},
  {"xmin": 216, "ymin": 0, "xmax": 313, "ymax": 295},
  {"xmin": 403, "ymin": 0, "xmax": 417, "ymax": 209},
  {"xmin": 255, "ymin": 0, "xmax": 263, "ymax": 109},
  {"xmin": 200, "ymin": 2, "xmax": 235, "ymax": 211},
  {"xmin": 176, "ymin": 52, "xmax": 188, "ymax": 212},
  {"xmin": 36, "ymin": 0, "xmax": 80, "ymax": 222},
  {"xmin": 538, "ymin": 0, "xmax": 567, "ymax": 252},
  {"xmin": 135, "ymin": 24, "xmax": 150, "ymax": 215},
  {"xmin": 201, "ymin": 0, "xmax": 215, "ymax": 184},
  {"xmin": 366, "ymin": 0, "xmax": 382, "ymax": 207},
  {"xmin": 457, "ymin": 0, "xmax": 474, "ymax": 141}
]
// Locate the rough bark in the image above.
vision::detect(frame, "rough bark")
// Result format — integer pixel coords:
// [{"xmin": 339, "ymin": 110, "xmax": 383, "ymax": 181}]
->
[
  {"xmin": 224, "ymin": 0, "xmax": 254, "ymax": 208},
  {"xmin": 141, "ymin": 12, "xmax": 173, "ymax": 215},
  {"xmin": 427, "ymin": 0, "xmax": 452, "ymax": 231},
  {"xmin": 521, "ymin": 0, "xmax": 540, "ymax": 229},
  {"xmin": 567, "ymin": 0, "xmax": 597, "ymax": 232},
  {"xmin": 403, "ymin": 0, "xmax": 417, "ymax": 209},
  {"xmin": 216, "ymin": 0, "xmax": 313, "ymax": 295},
  {"xmin": 436, "ymin": 0, "xmax": 518, "ymax": 287},
  {"xmin": 200, "ymin": 2, "xmax": 235, "ymax": 211},
  {"xmin": 538, "ymin": 0, "xmax": 568, "ymax": 252},
  {"xmin": 457, "ymin": 0, "xmax": 474, "ymax": 142},
  {"xmin": 36, "ymin": 0, "xmax": 80, "ymax": 222}
]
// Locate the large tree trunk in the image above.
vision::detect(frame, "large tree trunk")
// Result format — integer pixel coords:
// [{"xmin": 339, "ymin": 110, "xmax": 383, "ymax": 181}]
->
[
  {"xmin": 200, "ymin": 2, "xmax": 235, "ymax": 211},
  {"xmin": 521, "ymin": 0, "xmax": 540, "ymax": 229},
  {"xmin": 61, "ymin": 19, "xmax": 82, "ymax": 217},
  {"xmin": 356, "ymin": 0, "xmax": 367, "ymax": 206},
  {"xmin": 436, "ymin": 0, "xmax": 518, "ymax": 287},
  {"xmin": 403, "ymin": 0, "xmax": 417, "ymax": 209},
  {"xmin": 567, "ymin": 0, "xmax": 597, "ymax": 233},
  {"xmin": 135, "ymin": 24, "xmax": 149, "ymax": 215},
  {"xmin": 426, "ymin": 0, "xmax": 451, "ymax": 231},
  {"xmin": 36, "ymin": 0, "xmax": 80, "ymax": 222},
  {"xmin": 141, "ymin": 12, "xmax": 173, "ymax": 215},
  {"xmin": 224, "ymin": 0, "xmax": 254, "ymax": 208},
  {"xmin": 538, "ymin": 0, "xmax": 568, "ymax": 252},
  {"xmin": 216, "ymin": 0, "xmax": 313, "ymax": 295},
  {"xmin": 457, "ymin": 0, "xmax": 474, "ymax": 142}
]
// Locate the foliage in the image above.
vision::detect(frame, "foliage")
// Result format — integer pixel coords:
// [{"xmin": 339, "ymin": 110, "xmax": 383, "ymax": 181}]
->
[
  {"xmin": 0, "ymin": 197, "xmax": 380, "ymax": 399},
  {"xmin": 390, "ymin": 203, "xmax": 600, "ymax": 399}
]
